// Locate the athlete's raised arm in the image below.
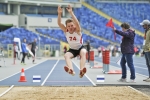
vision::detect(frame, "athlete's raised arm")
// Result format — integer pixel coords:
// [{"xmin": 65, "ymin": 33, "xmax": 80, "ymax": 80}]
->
[
  {"xmin": 66, "ymin": 5, "xmax": 81, "ymax": 34},
  {"xmin": 57, "ymin": 5, "xmax": 66, "ymax": 32}
]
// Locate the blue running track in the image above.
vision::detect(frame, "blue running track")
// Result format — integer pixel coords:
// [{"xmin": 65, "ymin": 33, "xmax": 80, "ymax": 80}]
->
[{"xmin": 0, "ymin": 60, "xmax": 93, "ymax": 86}]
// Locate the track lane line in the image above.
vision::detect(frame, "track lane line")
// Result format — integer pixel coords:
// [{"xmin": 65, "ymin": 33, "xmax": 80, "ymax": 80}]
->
[
  {"xmin": 0, "ymin": 85, "xmax": 14, "ymax": 97},
  {"xmin": 72, "ymin": 60, "xmax": 96, "ymax": 86},
  {"xmin": 41, "ymin": 59, "xmax": 59, "ymax": 86},
  {"xmin": 95, "ymin": 58, "xmax": 148, "ymax": 77},
  {"xmin": 0, "ymin": 60, "xmax": 47, "ymax": 82}
]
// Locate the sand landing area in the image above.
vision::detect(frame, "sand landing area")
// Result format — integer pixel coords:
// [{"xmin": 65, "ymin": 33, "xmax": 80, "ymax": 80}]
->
[{"xmin": 0, "ymin": 86, "xmax": 150, "ymax": 100}]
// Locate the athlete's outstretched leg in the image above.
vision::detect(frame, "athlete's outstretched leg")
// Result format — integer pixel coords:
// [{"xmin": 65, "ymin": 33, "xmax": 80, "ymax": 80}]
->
[
  {"xmin": 79, "ymin": 48, "xmax": 87, "ymax": 78},
  {"xmin": 80, "ymin": 48, "xmax": 87, "ymax": 69},
  {"xmin": 64, "ymin": 52, "xmax": 74, "ymax": 75}
]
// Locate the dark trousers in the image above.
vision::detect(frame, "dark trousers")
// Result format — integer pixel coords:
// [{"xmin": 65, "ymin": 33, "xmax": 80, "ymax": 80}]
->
[
  {"xmin": 145, "ymin": 52, "xmax": 150, "ymax": 78},
  {"xmin": 21, "ymin": 53, "xmax": 27, "ymax": 63},
  {"xmin": 15, "ymin": 52, "xmax": 19, "ymax": 59},
  {"xmin": 120, "ymin": 53, "xmax": 135, "ymax": 80},
  {"xmin": 87, "ymin": 50, "xmax": 90, "ymax": 62},
  {"xmin": 31, "ymin": 49, "xmax": 35, "ymax": 56}
]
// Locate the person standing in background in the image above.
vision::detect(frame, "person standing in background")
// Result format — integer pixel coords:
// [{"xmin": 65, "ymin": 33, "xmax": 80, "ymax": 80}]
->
[
  {"xmin": 14, "ymin": 43, "xmax": 19, "ymax": 60},
  {"xmin": 113, "ymin": 23, "xmax": 136, "ymax": 83},
  {"xmin": 140, "ymin": 20, "xmax": 150, "ymax": 82},
  {"xmin": 21, "ymin": 38, "xmax": 28, "ymax": 65},
  {"xmin": 86, "ymin": 41, "xmax": 90, "ymax": 63},
  {"xmin": 0, "ymin": 47, "xmax": 4, "ymax": 67},
  {"xmin": 30, "ymin": 38, "xmax": 37, "ymax": 64}
]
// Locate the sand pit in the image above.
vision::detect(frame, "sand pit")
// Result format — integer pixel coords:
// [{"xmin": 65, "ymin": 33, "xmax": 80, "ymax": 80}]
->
[
  {"xmin": 0, "ymin": 87, "xmax": 10, "ymax": 94},
  {"xmin": 0, "ymin": 86, "xmax": 150, "ymax": 100}
]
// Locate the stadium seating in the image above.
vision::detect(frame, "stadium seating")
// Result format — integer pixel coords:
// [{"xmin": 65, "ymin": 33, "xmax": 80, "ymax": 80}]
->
[
  {"xmin": 36, "ymin": 28, "xmax": 110, "ymax": 48},
  {"xmin": 74, "ymin": 6, "xmax": 143, "ymax": 45},
  {"xmin": 74, "ymin": 6, "xmax": 122, "ymax": 43},
  {"xmin": 85, "ymin": 0, "xmax": 150, "ymax": 32},
  {"xmin": 0, "ymin": 28, "xmax": 60, "ymax": 50},
  {"xmin": 36, "ymin": 28, "xmax": 67, "ymax": 42}
]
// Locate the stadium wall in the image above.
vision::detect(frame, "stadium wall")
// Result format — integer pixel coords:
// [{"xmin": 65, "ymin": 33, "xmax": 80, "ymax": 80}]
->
[
  {"xmin": 27, "ymin": 17, "xmax": 68, "ymax": 27},
  {"xmin": 0, "ymin": 15, "xmax": 18, "ymax": 27},
  {"xmin": 19, "ymin": 15, "xmax": 68, "ymax": 28}
]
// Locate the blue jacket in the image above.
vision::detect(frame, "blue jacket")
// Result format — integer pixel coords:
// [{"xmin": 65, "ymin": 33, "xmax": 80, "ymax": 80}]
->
[
  {"xmin": 115, "ymin": 29, "xmax": 135, "ymax": 54},
  {"xmin": 21, "ymin": 43, "xmax": 28, "ymax": 53}
]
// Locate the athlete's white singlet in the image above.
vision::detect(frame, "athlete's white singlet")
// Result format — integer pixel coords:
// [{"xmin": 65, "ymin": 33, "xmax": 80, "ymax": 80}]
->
[{"xmin": 65, "ymin": 32, "xmax": 83, "ymax": 50}]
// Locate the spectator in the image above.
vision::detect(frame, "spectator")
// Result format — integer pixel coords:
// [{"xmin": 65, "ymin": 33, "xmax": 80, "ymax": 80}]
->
[
  {"xmin": 140, "ymin": 20, "xmax": 150, "ymax": 82},
  {"xmin": 113, "ymin": 22, "xmax": 136, "ymax": 83},
  {"xmin": 21, "ymin": 38, "xmax": 28, "ymax": 65},
  {"xmin": 14, "ymin": 43, "xmax": 19, "ymax": 60},
  {"xmin": 30, "ymin": 38, "xmax": 37, "ymax": 64},
  {"xmin": 0, "ymin": 47, "xmax": 4, "ymax": 67},
  {"xmin": 86, "ymin": 41, "xmax": 90, "ymax": 63}
]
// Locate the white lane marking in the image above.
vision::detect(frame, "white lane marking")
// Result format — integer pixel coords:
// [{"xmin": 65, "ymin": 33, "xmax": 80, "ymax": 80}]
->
[{"xmin": 0, "ymin": 85, "xmax": 14, "ymax": 97}]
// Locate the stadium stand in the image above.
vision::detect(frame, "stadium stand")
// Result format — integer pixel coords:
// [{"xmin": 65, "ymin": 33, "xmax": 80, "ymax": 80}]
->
[
  {"xmin": 85, "ymin": 0, "xmax": 150, "ymax": 32},
  {"xmin": 0, "ymin": 0, "xmax": 144, "ymax": 51},
  {"xmin": 0, "ymin": 28, "xmax": 60, "ymax": 49},
  {"xmin": 36, "ymin": 28, "xmax": 110, "ymax": 48},
  {"xmin": 74, "ymin": 6, "xmax": 143, "ymax": 45}
]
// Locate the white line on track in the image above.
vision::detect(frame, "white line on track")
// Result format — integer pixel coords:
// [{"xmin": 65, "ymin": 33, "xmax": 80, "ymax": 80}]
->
[
  {"xmin": 128, "ymin": 86, "xmax": 150, "ymax": 98},
  {"xmin": 96, "ymin": 58, "xmax": 147, "ymax": 70},
  {"xmin": 41, "ymin": 59, "xmax": 59, "ymax": 86},
  {"xmin": 134, "ymin": 66, "xmax": 147, "ymax": 70},
  {"xmin": 110, "ymin": 60, "xmax": 147, "ymax": 70},
  {"xmin": 95, "ymin": 58, "xmax": 148, "ymax": 77},
  {"xmin": 0, "ymin": 85, "xmax": 14, "ymax": 97},
  {"xmin": 72, "ymin": 60, "xmax": 96, "ymax": 86},
  {"xmin": 0, "ymin": 60, "xmax": 47, "ymax": 82},
  {"xmin": 95, "ymin": 58, "xmax": 146, "ymax": 66},
  {"xmin": 133, "ymin": 62, "xmax": 146, "ymax": 65}
]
